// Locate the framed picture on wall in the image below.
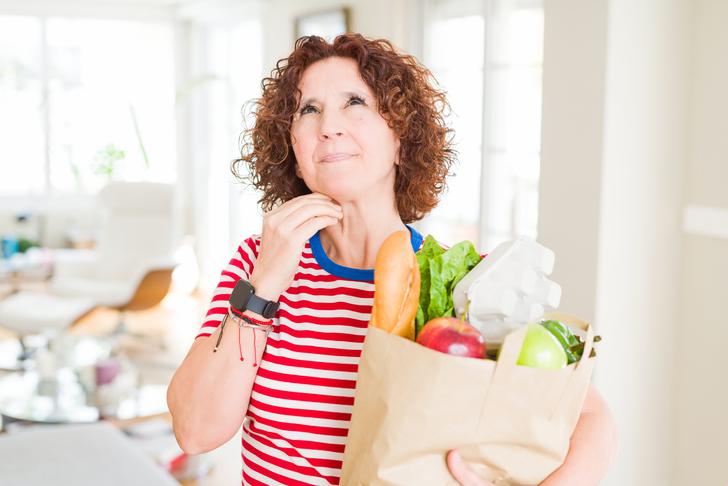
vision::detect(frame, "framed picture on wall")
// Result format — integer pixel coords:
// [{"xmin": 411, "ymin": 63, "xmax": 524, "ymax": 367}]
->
[{"xmin": 295, "ymin": 7, "xmax": 351, "ymax": 41}]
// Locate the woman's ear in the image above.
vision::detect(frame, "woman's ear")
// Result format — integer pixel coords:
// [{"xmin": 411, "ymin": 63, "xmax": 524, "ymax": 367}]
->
[{"xmin": 295, "ymin": 164, "xmax": 302, "ymax": 178}]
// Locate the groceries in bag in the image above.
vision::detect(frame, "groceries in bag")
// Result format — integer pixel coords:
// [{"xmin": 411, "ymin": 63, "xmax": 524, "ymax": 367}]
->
[
  {"xmin": 373, "ymin": 231, "xmax": 595, "ymax": 368},
  {"xmin": 340, "ymin": 231, "xmax": 600, "ymax": 485}
]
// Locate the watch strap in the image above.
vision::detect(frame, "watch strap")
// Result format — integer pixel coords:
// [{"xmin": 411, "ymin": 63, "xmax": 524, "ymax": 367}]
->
[
  {"xmin": 246, "ymin": 293, "xmax": 280, "ymax": 319},
  {"xmin": 229, "ymin": 279, "xmax": 280, "ymax": 319}
]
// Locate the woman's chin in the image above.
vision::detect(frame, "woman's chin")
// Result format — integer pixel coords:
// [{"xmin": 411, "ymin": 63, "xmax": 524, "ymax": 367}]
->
[{"xmin": 314, "ymin": 184, "xmax": 362, "ymax": 203}]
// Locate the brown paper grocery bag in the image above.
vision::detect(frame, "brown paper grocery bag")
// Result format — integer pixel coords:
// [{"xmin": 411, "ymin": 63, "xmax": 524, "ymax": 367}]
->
[{"xmin": 340, "ymin": 313, "xmax": 596, "ymax": 486}]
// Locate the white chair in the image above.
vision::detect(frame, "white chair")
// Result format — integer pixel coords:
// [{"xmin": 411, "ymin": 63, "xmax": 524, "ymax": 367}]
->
[
  {"xmin": 0, "ymin": 182, "xmax": 177, "ymax": 345},
  {"xmin": 50, "ymin": 182, "xmax": 177, "ymax": 308}
]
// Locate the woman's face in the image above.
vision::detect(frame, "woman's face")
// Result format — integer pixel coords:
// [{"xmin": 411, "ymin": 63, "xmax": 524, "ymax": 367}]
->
[{"xmin": 290, "ymin": 56, "xmax": 400, "ymax": 203}]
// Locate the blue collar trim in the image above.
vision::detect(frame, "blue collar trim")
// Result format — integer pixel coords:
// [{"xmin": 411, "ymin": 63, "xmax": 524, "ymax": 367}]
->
[{"xmin": 309, "ymin": 225, "xmax": 423, "ymax": 281}]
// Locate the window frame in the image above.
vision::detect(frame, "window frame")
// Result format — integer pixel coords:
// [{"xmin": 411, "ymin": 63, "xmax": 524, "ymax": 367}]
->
[{"xmin": 422, "ymin": 0, "xmax": 545, "ymax": 251}]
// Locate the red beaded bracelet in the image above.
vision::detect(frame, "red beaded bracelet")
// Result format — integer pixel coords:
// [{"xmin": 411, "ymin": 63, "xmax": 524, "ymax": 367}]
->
[
  {"xmin": 229, "ymin": 306, "xmax": 273, "ymax": 326},
  {"xmin": 213, "ymin": 308, "xmax": 274, "ymax": 366}
]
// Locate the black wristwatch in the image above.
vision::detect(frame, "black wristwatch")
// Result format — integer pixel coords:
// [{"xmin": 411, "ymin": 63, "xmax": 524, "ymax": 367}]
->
[{"xmin": 229, "ymin": 279, "xmax": 280, "ymax": 319}]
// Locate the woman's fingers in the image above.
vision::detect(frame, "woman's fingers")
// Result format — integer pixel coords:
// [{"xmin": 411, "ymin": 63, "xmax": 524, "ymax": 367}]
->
[
  {"xmin": 276, "ymin": 203, "xmax": 342, "ymax": 236},
  {"xmin": 292, "ymin": 215, "xmax": 340, "ymax": 242},
  {"xmin": 446, "ymin": 451, "xmax": 495, "ymax": 486},
  {"xmin": 251, "ymin": 192, "xmax": 342, "ymax": 299},
  {"xmin": 269, "ymin": 193, "xmax": 337, "ymax": 220}
]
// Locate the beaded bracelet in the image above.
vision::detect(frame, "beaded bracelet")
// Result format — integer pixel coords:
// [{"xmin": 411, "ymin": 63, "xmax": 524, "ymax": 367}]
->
[
  {"xmin": 213, "ymin": 308, "xmax": 274, "ymax": 366},
  {"xmin": 230, "ymin": 307, "xmax": 274, "ymax": 332},
  {"xmin": 234, "ymin": 314, "xmax": 273, "ymax": 336}
]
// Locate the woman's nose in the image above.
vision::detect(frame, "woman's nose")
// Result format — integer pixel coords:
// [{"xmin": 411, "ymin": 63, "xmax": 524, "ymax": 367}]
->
[
  {"xmin": 319, "ymin": 129, "xmax": 344, "ymax": 140},
  {"xmin": 320, "ymin": 129, "xmax": 343, "ymax": 138},
  {"xmin": 318, "ymin": 112, "xmax": 345, "ymax": 140}
]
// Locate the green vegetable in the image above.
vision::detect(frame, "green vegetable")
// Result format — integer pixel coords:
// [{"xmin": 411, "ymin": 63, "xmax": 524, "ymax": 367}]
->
[
  {"xmin": 415, "ymin": 235, "xmax": 445, "ymax": 333},
  {"xmin": 540, "ymin": 319, "xmax": 601, "ymax": 364},
  {"xmin": 414, "ymin": 235, "xmax": 482, "ymax": 337},
  {"xmin": 541, "ymin": 320, "xmax": 578, "ymax": 364}
]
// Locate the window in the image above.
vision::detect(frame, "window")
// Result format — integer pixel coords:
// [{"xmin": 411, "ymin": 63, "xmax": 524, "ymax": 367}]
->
[
  {"xmin": 0, "ymin": 16, "xmax": 45, "ymax": 195},
  {"xmin": 420, "ymin": 0, "xmax": 544, "ymax": 252},
  {"xmin": 420, "ymin": 9, "xmax": 485, "ymax": 247},
  {"xmin": 484, "ymin": 3, "xmax": 544, "ymax": 250},
  {"xmin": 183, "ymin": 19, "xmax": 264, "ymax": 290},
  {"xmin": 0, "ymin": 16, "xmax": 176, "ymax": 196}
]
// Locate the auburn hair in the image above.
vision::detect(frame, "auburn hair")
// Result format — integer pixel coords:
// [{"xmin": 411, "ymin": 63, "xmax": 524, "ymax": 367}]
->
[{"xmin": 232, "ymin": 33, "xmax": 455, "ymax": 223}]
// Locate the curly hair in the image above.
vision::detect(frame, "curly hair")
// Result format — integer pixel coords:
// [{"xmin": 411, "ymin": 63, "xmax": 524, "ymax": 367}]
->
[{"xmin": 232, "ymin": 33, "xmax": 456, "ymax": 223}]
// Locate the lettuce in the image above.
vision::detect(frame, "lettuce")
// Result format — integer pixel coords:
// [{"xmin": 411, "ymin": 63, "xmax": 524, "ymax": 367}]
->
[{"xmin": 415, "ymin": 235, "xmax": 482, "ymax": 337}]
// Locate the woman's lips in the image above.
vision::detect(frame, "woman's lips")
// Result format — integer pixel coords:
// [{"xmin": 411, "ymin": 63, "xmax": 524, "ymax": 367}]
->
[{"xmin": 319, "ymin": 153, "xmax": 355, "ymax": 163}]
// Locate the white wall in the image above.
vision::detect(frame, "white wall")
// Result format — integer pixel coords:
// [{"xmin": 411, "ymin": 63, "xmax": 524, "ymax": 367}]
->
[
  {"xmin": 539, "ymin": 0, "xmax": 693, "ymax": 484},
  {"xmin": 0, "ymin": 0, "xmax": 175, "ymax": 20},
  {"xmin": 597, "ymin": 1, "xmax": 691, "ymax": 484},
  {"xmin": 262, "ymin": 0, "xmax": 423, "ymax": 77},
  {"xmin": 675, "ymin": 0, "xmax": 728, "ymax": 484},
  {"xmin": 538, "ymin": 0, "xmax": 608, "ymax": 323}
]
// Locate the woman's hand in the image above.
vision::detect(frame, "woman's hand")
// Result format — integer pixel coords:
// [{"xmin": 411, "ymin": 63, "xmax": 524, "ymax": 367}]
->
[
  {"xmin": 448, "ymin": 387, "xmax": 617, "ymax": 486},
  {"xmin": 249, "ymin": 192, "xmax": 342, "ymax": 301},
  {"xmin": 447, "ymin": 451, "xmax": 496, "ymax": 486}
]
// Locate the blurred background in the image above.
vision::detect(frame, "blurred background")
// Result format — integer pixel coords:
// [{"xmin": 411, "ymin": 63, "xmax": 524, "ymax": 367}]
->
[{"xmin": 0, "ymin": 0, "xmax": 724, "ymax": 484}]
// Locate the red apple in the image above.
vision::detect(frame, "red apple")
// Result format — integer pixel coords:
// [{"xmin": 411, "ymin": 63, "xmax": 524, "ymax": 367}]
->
[{"xmin": 416, "ymin": 317, "xmax": 487, "ymax": 358}]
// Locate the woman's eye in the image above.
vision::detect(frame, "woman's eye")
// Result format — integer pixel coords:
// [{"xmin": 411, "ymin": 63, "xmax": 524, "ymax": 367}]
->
[
  {"xmin": 297, "ymin": 97, "xmax": 365, "ymax": 116},
  {"xmin": 347, "ymin": 96, "xmax": 366, "ymax": 106},
  {"xmin": 299, "ymin": 105, "xmax": 318, "ymax": 115}
]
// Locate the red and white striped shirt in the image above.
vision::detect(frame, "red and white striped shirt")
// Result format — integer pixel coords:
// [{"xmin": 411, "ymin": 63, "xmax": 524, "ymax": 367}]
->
[{"xmin": 196, "ymin": 226, "xmax": 424, "ymax": 485}]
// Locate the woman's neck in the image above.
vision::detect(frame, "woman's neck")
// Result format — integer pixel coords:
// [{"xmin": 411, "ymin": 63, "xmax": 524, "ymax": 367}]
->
[{"xmin": 318, "ymin": 197, "xmax": 407, "ymax": 270}]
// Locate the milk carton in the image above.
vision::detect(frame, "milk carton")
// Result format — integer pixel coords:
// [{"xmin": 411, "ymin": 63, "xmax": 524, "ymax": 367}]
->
[{"xmin": 452, "ymin": 237, "xmax": 562, "ymax": 347}]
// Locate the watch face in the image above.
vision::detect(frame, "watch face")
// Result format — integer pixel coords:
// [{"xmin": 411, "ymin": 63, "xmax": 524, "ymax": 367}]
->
[{"xmin": 229, "ymin": 280, "xmax": 254, "ymax": 311}]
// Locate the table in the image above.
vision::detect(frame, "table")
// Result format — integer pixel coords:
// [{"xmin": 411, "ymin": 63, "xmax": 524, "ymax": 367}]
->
[
  {"xmin": 0, "ymin": 370, "xmax": 168, "ymax": 425},
  {"xmin": 0, "ymin": 422, "xmax": 180, "ymax": 486}
]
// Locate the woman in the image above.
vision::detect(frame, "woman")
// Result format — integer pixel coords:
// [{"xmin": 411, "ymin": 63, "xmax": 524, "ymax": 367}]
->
[{"xmin": 167, "ymin": 34, "xmax": 617, "ymax": 486}]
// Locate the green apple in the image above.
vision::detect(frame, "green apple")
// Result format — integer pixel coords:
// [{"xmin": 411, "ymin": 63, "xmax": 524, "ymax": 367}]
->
[{"xmin": 517, "ymin": 323, "xmax": 568, "ymax": 369}]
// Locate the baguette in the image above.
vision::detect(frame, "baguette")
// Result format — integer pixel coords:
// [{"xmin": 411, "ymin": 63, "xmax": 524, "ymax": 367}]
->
[{"xmin": 370, "ymin": 230, "xmax": 420, "ymax": 340}]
